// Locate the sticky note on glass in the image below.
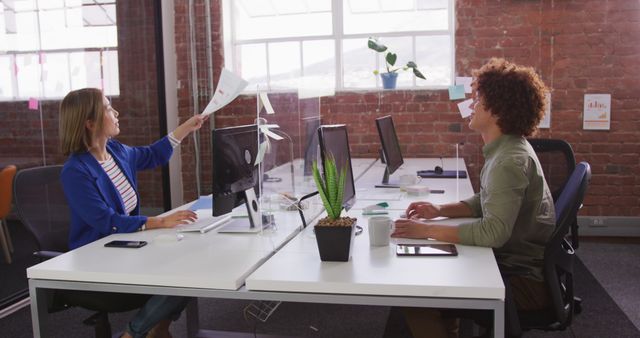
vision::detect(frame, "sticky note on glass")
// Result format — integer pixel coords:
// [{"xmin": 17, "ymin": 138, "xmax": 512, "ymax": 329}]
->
[
  {"xmin": 258, "ymin": 92, "xmax": 275, "ymax": 115},
  {"xmin": 457, "ymin": 98, "xmax": 473, "ymax": 118},
  {"xmin": 455, "ymin": 77, "xmax": 473, "ymax": 93},
  {"xmin": 448, "ymin": 85, "xmax": 465, "ymax": 100},
  {"xmin": 28, "ymin": 98, "xmax": 38, "ymax": 110}
]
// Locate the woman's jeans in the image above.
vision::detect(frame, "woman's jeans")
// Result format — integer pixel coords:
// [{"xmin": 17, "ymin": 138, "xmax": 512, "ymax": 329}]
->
[{"xmin": 125, "ymin": 295, "xmax": 191, "ymax": 338}]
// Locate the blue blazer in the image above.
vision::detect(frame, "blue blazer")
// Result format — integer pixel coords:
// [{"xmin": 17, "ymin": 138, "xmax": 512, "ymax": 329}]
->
[{"xmin": 61, "ymin": 137, "xmax": 173, "ymax": 249}]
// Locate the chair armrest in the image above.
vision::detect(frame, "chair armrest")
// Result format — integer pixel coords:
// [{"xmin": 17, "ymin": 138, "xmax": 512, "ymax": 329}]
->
[{"xmin": 34, "ymin": 250, "xmax": 63, "ymax": 259}]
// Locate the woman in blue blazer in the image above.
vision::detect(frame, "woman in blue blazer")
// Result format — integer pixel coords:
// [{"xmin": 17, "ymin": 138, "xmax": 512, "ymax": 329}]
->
[{"xmin": 59, "ymin": 88, "xmax": 206, "ymax": 338}]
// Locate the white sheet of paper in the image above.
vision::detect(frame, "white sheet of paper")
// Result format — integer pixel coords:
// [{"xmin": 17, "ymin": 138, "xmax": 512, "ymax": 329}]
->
[
  {"xmin": 201, "ymin": 68, "xmax": 249, "ymax": 116},
  {"xmin": 455, "ymin": 77, "xmax": 473, "ymax": 93},
  {"xmin": 457, "ymin": 98, "xmax": 474, "ymax": 118},
  {"xmin": 583, "ymin": 94, "xmax": 611, "ymax": 130},
  {"xmin": 261, "ymin": 126, "xmax": 284, "ymax": 141},
  {"xmin": 255, "ymin": 141, "xmax": 268, "ymax": 166},
  {"xmin": 538, "ymin": 92, "xmax": 551, "ymax": 129},
  {"xmin": 259, "ymin": 92, "xmax": 275, "ymax": 115}
]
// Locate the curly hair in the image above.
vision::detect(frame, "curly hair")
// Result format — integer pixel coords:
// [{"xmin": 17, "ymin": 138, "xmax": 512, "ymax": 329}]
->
[{"xmin": 472, "ymin": 58, "xmax": 547, "ymax": 136}]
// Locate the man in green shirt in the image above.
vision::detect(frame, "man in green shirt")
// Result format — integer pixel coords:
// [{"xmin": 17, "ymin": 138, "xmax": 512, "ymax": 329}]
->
[{"xmin": 392, "ymin": 58, "xmax": 555, "ymax": 338}]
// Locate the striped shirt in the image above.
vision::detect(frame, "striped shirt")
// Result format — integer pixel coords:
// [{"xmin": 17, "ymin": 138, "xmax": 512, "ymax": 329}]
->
[
  {"xmin": 99, "ymin": 133, "xmax": 181, "ymax": 215},
  {"xmin": 100, "ymin": 156, "xmax": 138, "ymax": 215}
]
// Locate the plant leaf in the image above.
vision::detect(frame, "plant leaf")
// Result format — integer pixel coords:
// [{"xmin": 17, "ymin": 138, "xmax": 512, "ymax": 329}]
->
[
  {"xmin": 386, "ymin": 53, "xmax": 397, "ymax": 67},
  {"xmin": 326, "ymin": 155, "xmax": 338, "ymax": 216},
  {"xmin": 367, "ymin": 38, "xmax": 387, "ymax": 53},
  {"xmin": 413, "ymin": 68, "xmax": 426, "ymax": 80},
  {"xmin": 406, "ymin": 61, "xmax": 417, "ymax": 68},
  {"xmin": 312, "ymin": 161, "xmax": 335, "ymax": 219},
  {"xmin": 336, "ymin": 164, "xmax": 347, "ymax": 218}
]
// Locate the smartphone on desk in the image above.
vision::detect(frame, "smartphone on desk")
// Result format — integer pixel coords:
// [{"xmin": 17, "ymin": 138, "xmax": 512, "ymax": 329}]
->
[
  {"xmin": 396, "ymin": 244, "xmax": 457, "ymax": 256},
  {"xmin": 104, "ymin": 240, "xmax": 147, "ymax": 248}
]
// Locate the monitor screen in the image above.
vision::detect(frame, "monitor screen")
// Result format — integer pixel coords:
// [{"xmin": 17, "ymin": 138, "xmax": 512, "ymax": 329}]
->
[
  {"xmin": 317, "ymin": 124, "xmax": 356, "ymax": 211},
  {"xmin": 211, "ymin": 124, "xmax": 259, "ymax": 216},
  {"xmin": 376, "ymin": 115, "xmax": 404, "ymax": 176}
]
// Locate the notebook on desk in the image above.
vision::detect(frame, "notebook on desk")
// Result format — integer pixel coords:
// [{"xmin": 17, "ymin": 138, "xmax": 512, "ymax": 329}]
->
[{"xmin": 176, "ymin": 214, "xmax": 232, "ymax": 234}]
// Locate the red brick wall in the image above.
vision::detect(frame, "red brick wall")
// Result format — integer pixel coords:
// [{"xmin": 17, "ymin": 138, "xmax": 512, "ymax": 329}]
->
[
  {"xmin": 0, "ymin": 1, "xmax": 165, "ymax": 209},
  {"xmin": 175, "ymin": 0, "xmax": 639, "ymax": 217}
]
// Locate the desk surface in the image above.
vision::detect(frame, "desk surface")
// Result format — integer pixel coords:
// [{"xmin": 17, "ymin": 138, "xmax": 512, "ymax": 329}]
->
[
  {"xmin": 246, "ymin": 159, "xmax": 504, "ymax": 301},
  {"xmin": 26, "ymin": 158, "xmax": 378, "ymax": 291},
  {"xmin": 26, "ymin": 209, "xmax": 304, "ymax": 290},
  {"xmin": 246, "ymin": 216, "xmax": 503, "ymax": 300}
]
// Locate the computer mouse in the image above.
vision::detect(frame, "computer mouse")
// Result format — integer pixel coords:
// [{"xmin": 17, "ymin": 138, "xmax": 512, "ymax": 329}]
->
[{"xmin": 434, "ymin": 165, "xmax": 443, "ymax": 174}]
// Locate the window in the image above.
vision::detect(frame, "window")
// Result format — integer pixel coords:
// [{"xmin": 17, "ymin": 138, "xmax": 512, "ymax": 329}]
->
[
  {"xmin": 0, "ymin": 0, "xmax": 119, "ymax": 101},
  {"xmin": 222, "ymin": 0, "xmax": 454, "ymax": 91}
]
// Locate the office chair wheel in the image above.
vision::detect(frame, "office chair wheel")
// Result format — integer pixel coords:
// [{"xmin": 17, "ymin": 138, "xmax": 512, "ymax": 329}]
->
[{"xmin": 574, "ymin": 296, "xmax": 583, "ymax": 314}]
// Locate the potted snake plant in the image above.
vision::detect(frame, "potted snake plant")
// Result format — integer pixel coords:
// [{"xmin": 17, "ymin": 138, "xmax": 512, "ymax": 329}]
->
[{"xmin": 312, "ymin": 155, "xmax": 356, "ymax": 262}]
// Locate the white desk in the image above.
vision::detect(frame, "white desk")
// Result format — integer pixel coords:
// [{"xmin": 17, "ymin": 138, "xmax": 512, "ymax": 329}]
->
[
  {"xmin": 28, "ymin": 158, "xmax": 504, "ymax": 338},
  {"xmin": 246, "ymin": 159, "xmax": 505, "ymax": 338}
]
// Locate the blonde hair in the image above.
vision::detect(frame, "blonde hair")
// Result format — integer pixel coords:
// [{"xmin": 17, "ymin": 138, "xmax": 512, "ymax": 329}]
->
[{"xmin": 59, "ymin": 88, "xmax": 105, "ymax": 155}]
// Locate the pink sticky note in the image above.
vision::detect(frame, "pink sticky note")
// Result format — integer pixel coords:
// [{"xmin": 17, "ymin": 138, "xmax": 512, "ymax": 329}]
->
[
  {"xmin": 39, "ymin": 53, "xmax": 46, "ymax": 64},
  {"xmin": 28, "ymin": 98, "xmax": 38, "ymax": 110}
]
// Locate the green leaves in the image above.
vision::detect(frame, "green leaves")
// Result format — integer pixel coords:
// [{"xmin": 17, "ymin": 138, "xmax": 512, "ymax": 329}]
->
[
  {"xmin": 312, "ymin": 154, "xmax": 349, "ymax": 220},
  {"xmin": 386, "ymin": 53, "xmax": 397, "ymax": 67},
  {"xmin": 368, "ymin": 38, "xmax": 387, "ymax": 52},
  {"xmin": 368, "ymin": 37, "xmax": 427, "ymax": 80},
  {"xmin": 407, "ymin": 62, "xmax": 426, "ymax": 79}
]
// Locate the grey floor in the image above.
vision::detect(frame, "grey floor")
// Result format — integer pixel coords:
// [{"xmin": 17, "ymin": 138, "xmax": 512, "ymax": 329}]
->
[
  {"xmin": 1, "ymin": 238, "xmax": 639, "ymax": 337},
  {"xmin": 578, "ymin": 239, "xmax": 640, "ymax": 331}
]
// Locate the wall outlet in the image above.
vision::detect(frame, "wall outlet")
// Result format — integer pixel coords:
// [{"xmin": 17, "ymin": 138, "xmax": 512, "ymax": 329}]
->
[{"xmin": 590, "ymin": 217, "xmax": 606, "ymax": 227}]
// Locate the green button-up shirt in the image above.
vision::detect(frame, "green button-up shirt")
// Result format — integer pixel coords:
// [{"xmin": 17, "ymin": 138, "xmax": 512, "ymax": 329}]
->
[{"xmin": 459, "ymin": 134, "xmax": 555, "ymax": 281}]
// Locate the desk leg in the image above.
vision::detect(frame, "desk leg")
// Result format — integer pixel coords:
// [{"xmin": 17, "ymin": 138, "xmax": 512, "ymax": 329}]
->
[
  {"xmin": 186, "ymin": 298, "xmax": 200, "ymax": 338},
  {"xmin": 28, "ymin": 282, "xmax": 50, "ymax": 338},
  {"xmin": 494, "ymin": 300, "xmax": 505, "ymax": 338}
]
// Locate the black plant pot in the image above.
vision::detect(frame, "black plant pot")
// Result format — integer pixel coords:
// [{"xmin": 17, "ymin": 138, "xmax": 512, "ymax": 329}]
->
[{"xmin": 314, "ymin": 223, "xmax": 356, "ymax": 262}]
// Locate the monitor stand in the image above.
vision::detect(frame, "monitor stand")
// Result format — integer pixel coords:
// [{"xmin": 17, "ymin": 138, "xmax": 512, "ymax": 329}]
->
[
  {"xmin": 217, "ymin": 188, "xmax": 264, "ymax": 233},
  {"xmin": 375, "ymin": 167, "xmax": 400, "ymax": 189}
]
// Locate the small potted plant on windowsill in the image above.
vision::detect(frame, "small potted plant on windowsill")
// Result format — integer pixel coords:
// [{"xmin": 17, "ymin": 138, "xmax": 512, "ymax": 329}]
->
[
  {"xmin": 312, "ymin": 155, "xmax": 356, "ymax": 262},
  {"xmin": 368, "ymin": 37, "xmax": 426, "ymax": 89}
]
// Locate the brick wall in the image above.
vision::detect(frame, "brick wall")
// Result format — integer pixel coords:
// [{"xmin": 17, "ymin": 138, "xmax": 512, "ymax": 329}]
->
[
  {"xmin": 0, "ymin": 1, "xmax": 166, "ymax": 209},
  {"xmin": 173, "ymin": 0, "xmax": 640, "ymax": 216}
]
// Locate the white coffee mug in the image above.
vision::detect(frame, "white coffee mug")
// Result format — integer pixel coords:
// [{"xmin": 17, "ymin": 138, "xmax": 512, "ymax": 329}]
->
[
  {"xmin": 399, "ymin": 174, "xmax": 422, "ymax": 191},
  {"xmin": 369, "ymin": 216, "xmax": 392, "ymax": 246}
]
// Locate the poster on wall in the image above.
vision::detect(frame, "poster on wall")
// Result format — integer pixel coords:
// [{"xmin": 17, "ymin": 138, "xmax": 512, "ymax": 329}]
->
[
  {"xmin": 538, "ymin": 92, "xmax": 551, "ymax": 129},
  {"xmin": 583, "ymin": 94, "xmax": 611, "ymax": 130}
]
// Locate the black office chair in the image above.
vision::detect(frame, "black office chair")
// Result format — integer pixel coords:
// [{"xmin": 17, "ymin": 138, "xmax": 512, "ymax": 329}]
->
[
  {"xmin": 527, "ymin": 138, "xmax": 579, "ymax": 248},
  {"xmin": 14, "ymin": 165, "xmax": 149, "ymax": 338},
  {"xmin": 503, "ymin": 162, "xmax": 591, "ymax": 337}
]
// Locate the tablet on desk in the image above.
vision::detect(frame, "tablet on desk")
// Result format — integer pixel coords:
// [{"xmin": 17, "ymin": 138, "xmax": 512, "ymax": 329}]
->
[{"xmin": 396, "ymin": 244, "xmax": 458, "ymax": 256}]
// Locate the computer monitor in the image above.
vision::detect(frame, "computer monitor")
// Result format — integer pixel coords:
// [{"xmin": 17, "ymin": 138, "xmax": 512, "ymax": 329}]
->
[
  {"xmin": 317, "ymin": 124, "xmax": 356, "ymax": 211},
  {"xmin": 211, "ymin": 124, "xmax": 262, "ymax": 231},
  {"xmin": 375, "ymin": 115, "xmax": 404, "ymax": 188},
  {"xmin": 303, "ymin": 117, "xmax": 321, "ymax": 176}
]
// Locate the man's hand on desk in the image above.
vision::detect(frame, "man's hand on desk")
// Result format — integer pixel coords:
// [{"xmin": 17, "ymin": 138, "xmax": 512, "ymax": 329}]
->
[
  {"xmin": 146, "ymin": 210, "xmax": 198, "ymax": 229},
  {"xmin": 405, "ymin": 201, "xmax": 441, "ymax": 219},
  {"xmin": 392, "ymin": 218, "xmax": 461, "ymax": 243},
  {"xmin": 391, "ymin": 218, "xmax": 431, "ymax": 239}
]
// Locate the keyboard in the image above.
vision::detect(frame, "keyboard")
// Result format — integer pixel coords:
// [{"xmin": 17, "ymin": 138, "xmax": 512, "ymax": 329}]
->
[{"xmin": 176, "ymin": 215, "xmax": 232, "ymax": 234}]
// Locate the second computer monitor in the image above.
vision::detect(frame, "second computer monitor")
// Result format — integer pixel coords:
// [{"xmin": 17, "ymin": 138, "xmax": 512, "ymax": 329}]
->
[
  {"xmin": 317, "ymin": 124, "xmax": 356, "ymax": 211},
  {"xmin": 211, "ymin": 124, "xmax": 260, "ymax": 220},
  {"xmin": 375, "ymin": 115, "xmax": 404, "ymax": 187}
]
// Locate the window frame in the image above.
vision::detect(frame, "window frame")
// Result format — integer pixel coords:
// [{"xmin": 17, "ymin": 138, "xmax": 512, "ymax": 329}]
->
[
  {"xmin": 0, "ymin": 0, "xmax": 119, "ymax": 101},
  {"xmin": 222, "ymin": 0, "xmax": 456, "ymax": 92}
]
